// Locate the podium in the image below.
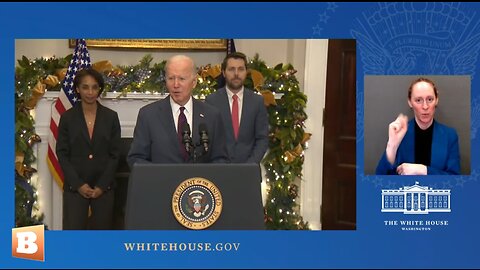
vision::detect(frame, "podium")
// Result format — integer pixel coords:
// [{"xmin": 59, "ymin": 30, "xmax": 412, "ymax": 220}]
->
[{"xmin": 125, "ymin": 163, "xmax": 265, "ymax": 230}]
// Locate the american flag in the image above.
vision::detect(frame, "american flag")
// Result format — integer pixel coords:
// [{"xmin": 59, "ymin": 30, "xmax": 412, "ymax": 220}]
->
[
  {"xmin": 227, "ymin": 38, "xmax": 236, "ymax": 54},
  {"xmin": 216, "ymin": 39, "xmax": 236, "ymax": 89},
  {"xmin": 47, "ymin": 39, "xmax": 91, "ymax": 188}
]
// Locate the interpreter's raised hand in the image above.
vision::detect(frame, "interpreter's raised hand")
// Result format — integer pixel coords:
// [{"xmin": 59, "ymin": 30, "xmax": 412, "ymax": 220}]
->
[
  {"xmin": 388, "ymin": 113, "xmax": 408, "ymax": 147},
  {"xmin": 385, "ymin": 114, "xmax": 408, "ymax": 165}
]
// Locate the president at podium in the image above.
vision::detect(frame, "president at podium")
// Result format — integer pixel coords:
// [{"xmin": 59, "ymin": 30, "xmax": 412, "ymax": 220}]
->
[{"xmin": 127, "ymin": 54, "xmax": 228, "ymax": 168}]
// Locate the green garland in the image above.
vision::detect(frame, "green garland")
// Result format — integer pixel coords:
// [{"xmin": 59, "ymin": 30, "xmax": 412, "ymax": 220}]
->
[
  {"xmin": 249, "ymin": 56, "xmax": 310, "ymax": 229},
  {"xmin": 15, "ymin": 55, "xmax": 72, "ymax": 226},
  {"xmin": 15, "ymin": 54, "xmax": 310, "ymax": 229}
]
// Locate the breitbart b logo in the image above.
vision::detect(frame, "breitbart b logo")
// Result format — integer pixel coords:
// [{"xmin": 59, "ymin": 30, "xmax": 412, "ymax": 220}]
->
[{"xmin": 12, "ymin": 224, "xmax": 44, "ymax": 261}]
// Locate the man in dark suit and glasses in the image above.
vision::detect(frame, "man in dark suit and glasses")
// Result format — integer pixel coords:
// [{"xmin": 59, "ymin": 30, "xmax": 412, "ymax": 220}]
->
[
  {"xmin": 127, "ymin": 55, "xmax": 228, "ymax": 167},
  {"xmin": 206, "ymin": 52, "xmax": 268, "ymax": 163}
]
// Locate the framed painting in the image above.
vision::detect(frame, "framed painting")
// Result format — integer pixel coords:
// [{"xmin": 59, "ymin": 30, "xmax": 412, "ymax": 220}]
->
[{"xmin": 68, "ymin": 39, "xmax": 227, "ymax": 50}]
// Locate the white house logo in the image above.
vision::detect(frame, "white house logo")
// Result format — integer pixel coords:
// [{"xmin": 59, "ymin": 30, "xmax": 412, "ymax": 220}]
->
[{"xmin": 381, "ymin": 181, "xmax": 451, "ymax": 214}]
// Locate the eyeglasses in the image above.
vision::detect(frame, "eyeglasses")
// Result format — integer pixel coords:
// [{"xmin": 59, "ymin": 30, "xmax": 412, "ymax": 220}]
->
[{"xmin": 413, "ymin": 96, "xmax": 435, "ymax": 105}]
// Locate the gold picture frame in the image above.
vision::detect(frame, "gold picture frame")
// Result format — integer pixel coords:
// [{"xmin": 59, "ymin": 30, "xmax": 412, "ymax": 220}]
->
[{"xmin": 68, "ymin": 39, "xmax": 227, "ymax": 50}]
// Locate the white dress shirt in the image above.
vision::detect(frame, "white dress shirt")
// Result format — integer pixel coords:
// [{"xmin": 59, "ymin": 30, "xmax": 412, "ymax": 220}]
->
[{"xmin": 170, "ymin": 96, "xmax": 193, "ymax": 134}]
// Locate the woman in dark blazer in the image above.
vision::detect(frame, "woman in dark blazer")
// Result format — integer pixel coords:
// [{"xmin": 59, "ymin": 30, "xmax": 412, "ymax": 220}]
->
[
  {"xmin": 56, "ymin": 68, "xmax": 121, "ymax": 229},
  {"xmin": 376, "ymin": 77, "xmax": 460, "ymax": 175}
]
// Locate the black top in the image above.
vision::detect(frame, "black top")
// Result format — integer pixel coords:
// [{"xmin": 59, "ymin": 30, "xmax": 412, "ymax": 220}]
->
[{"xmin": 414, "ymin": 120, "xmax": 434, "ymax": 166}]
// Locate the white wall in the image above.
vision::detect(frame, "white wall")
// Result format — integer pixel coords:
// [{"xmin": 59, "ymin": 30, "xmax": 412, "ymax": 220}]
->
[
  {"xmin": 15, "ymin": 39, "xmax": 305, "ymax": 88},
  {"xmin": 16, "ymin": 39, "xmax": 325, "ymax": 230},
  {"xmin": 302, "ymin": 40, "xmax": 329, "ymax": 230},
  {"xmin": 15, "ymin": 39, "xmax": 225, "ymax": 67},
  {"xmin": 15, "ymin": 39, "xmax": 303, "ymax": 81}
]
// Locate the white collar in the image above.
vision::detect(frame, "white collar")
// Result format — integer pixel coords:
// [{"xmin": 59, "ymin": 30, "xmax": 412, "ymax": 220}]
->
[
  {"xmin": 170, "ymin": 96, "xmax": 193, "ymax": 113},
  {"xmin": 226, "ymin": 87, "xmax": 244, "ymax": 100}
]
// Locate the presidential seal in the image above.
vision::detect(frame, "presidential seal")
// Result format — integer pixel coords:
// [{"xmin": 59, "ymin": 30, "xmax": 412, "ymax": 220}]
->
[{"xmin": 172, "ymin": 177, "xmax": 223, "ymax": 230}]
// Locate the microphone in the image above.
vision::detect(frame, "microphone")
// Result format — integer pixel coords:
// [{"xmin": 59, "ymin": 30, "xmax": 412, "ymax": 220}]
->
[
  {"xmin": 199, "ymin": 123, "xmax": 209, "ymax": 153},
  {"xmin": 182, "ymin": 123, "xmax": 193, "ymax": 155}
]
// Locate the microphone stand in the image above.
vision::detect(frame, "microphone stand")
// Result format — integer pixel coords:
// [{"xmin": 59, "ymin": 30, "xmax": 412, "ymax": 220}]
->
[
  {"xmin": 182, "ymin": 128, "xmax": 194, "ymax": 163},
  {"xmin": 183, "ymin": 135, "xmax": 201, "ymax": 163},
  {"xmin": 192, "ymin": 144, "xmax": 198, "ymax": 163},
  {"xmin": 182, "ymin": 125, "xmax": 209, "ymax": 163}
]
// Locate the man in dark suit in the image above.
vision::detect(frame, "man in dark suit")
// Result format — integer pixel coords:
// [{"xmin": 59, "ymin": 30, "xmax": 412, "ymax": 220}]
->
[
  {"xmin": 206, "ymin": 52, "xmax": 268, "ymax": 163},
  {"xmin": 127, "ymin": 55, "xmax": 228, "ymax": 167}
]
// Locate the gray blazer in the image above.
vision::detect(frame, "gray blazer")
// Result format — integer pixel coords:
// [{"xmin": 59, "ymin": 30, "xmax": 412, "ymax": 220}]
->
[
  {"xmin": 205, "ymin": 87, "xmax": 268, "ymax": 163},
  {"xmin": 127, "ymin": 96, "xmax": 228, "ymax": 167}
]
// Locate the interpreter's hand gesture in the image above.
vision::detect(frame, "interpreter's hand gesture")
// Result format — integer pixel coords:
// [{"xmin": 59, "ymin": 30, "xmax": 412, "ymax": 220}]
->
[
  {"xmin": 396, "ymin": 163, "xmax": 427, "ymax": 175},
  {"xmin": 388, "ymin": 114, "xmax": 408, "ymax": 147},
  {"xmin": 385, "ymin": 114, "xmax": 408, "ymax": 165}
]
